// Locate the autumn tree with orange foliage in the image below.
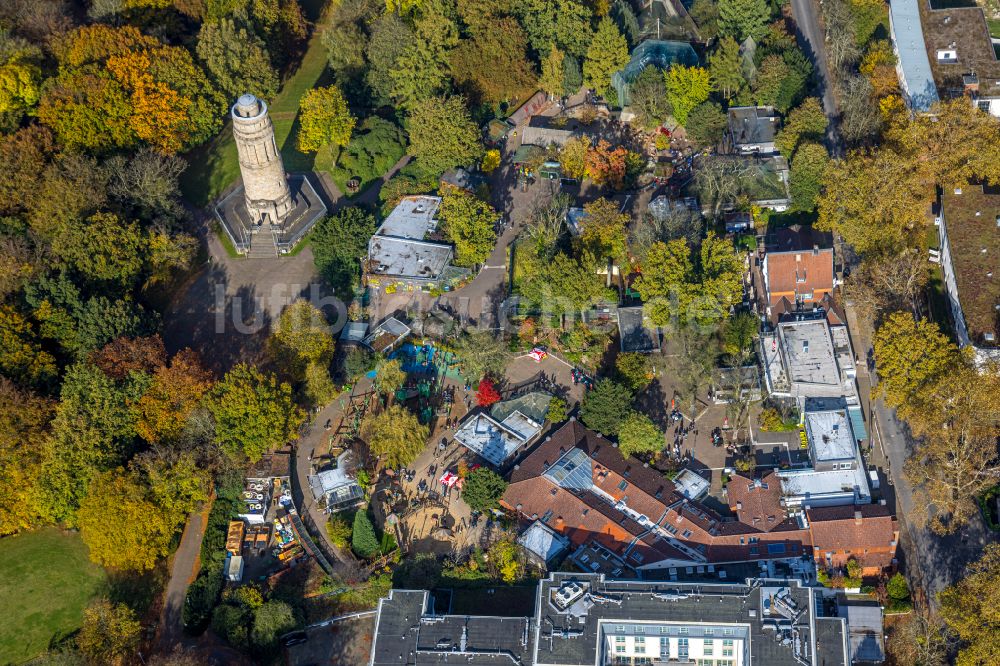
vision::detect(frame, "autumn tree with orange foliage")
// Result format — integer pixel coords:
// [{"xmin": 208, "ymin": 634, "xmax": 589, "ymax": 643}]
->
[
  {"xmin": 134, "ymin": 349, "xmax": 215, "ymax": 444},
  {"xmin": 38, "ymin": 25, "xmax": 224, "ymax": 154},
  {"xmin": 90, "ymin": 335, "xmax": 166, "ymax": 380},
  {"xmin": 584, "ymin": 139, "xmax": 628, "ymax": 189}
]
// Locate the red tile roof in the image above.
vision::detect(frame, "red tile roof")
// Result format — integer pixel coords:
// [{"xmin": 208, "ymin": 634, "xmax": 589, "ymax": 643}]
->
[
  {"xmin": 726, "ymin": 472, "xmax": 786, "ymax": 531},
  {"xmin": 807, "ymin": 504, "xmax": 898, "ymax": 556},
  {"xmin": 763, "ymin": 226, "xmax": 834, "ymax": 307},
  {"xmin": 502, "ymin": 421, "xmax": 897, "ymax": 570}
]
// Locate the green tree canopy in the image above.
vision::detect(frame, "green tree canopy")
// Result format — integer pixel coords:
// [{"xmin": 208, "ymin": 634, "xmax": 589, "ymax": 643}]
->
[
  {"xmin": 718, "ymin": 0, "xmax": 771, "ymax": 41},
  {"xmin": 366, "ymin": 13, "xmax": 413, "ymax": 106},
  {"xmin": 0, "ymin": 380, "xmax": 53, "ymax": 535},
  {"xmin": 539, "ymin": 45, "xmax": 566, "ymax": 97},
  {"xmin": 518, "ymin": 250, "xmax": 614, "ymax": 317},
  {"xmin": 311, "ymin": 206, "xmax": 377, "ymax": 297},
  {"xmin": 886, "ymin": 572, "xmax": 910, "ymax": 602},
  {"xmin": 0, "ymin": 304, "xmax": 57, "ymax": 388},
  {"xmin": 709, "ymin": 36, "xmax": 744, "ymax": 99},
  {"xmin": 38, "ymin": 362, "xmax": 139, "ymax": 524},
  {"xmin": 50, "ymin": 212, "xmax": 147, "ymax": 287},
  {"xmin": 563, "ymin": 54, "xmax": 583, "ymax": 94},
  {"xmin": 450, "ymin": 17, "xmax": 536, "ymax": 106},
  {"xmin": 270, "ymin": 300, "xmax": 334, "ymax": 374},
  {"xmin": 297, "ymin": 85, "xmax": 356, "ymax": 153},
  {"xmin": 583, "ymin": 18, "xmax": 629, "ymax": 93},
  {"xmin": 452, "ymin": 330, "xmax": 509, "ymax": 381},
  {"xmin": 363, "ymin": 404, "xmax": 428, "ymax": 469},
  {"xmin": 789, "ymin": 142, "xmax": 830, "ymax": 212},
  {"xmin": 351, "ymin": 509, "xmax": 379, "ymax": 558},
  {"xmin": 439, "ymin": 188, "xmax": 498, "ymax": 267},
  {"xmin": 134, "ymin": 450, "xmax": 211, "ymax": 524},
  {"xmin": 634, "ymin": 239, "xmax": 694, "ymax": 326},
  {"xmin": 514, "ymin": 0, "xmax": 594, "ymax": 57},
  {"xmin": 629, "ymin": 65, "xmax": 671, "ymax": 129},
  {"xmin": 39, "ymin": 24, "xmax": 224, "ymax": 154},
  {"xmin": 251, "ymin": 600, "xmax": 299, "ymax": 651},
  {"xmin": 322, "ymin": 8, "xmax": 367, "ymax": 83},
  {"xmin": 616, "ymin": 352, "xmax": 652, "ymax": 391},
  {"xmin": 196, "ymin": 18, "xmax": 278, "ymax": 100},
  {"xmin": 635, "ymin": 233, "xmax": 741, "ymax": 327},
  {"xmin": 547, "ymin": 396, "xmax": 567, "ymax": 423},
  {"xmin": 0, "ymin": 37, "xmax": 41, "ymax": 125},
  {"xmin": 685, "ymin": 101, "xmax": 728, "ymax": 146},
  {"xmin": 390, "ymin": 7, "xmax": 458, "ymax": 107},
  {"xmin": 407, "ymin": 96, "xmax": 483, "ymax": 177},
  {"xmin": 817, "ymin": 149, "xmax": 929, "ymax": 256},
  {"xmin": 462, "ymin": 467, "xmax": 508, "ymax": 512},
  {"xmin": 721, "ymin": 311, "xmax": 759, "ymax": 363},
  {"xmin": 577, "ymin": 197, "xmax": 628, "ymax": 269},
  {"xmin": 580, "ymin": 379, "xmax": 633, "ymax": 436},
  {"xmin": 690, "ymin": 0, "xmax": 720, "ymax": 39},
  {"xmin": 873, "ymin": 313, "xmax": 960, "ymax": 412},
  {"xmin": 776, "ymin": 97, "xmax": 828, "ymax": 158},
  {"xmin": 374, "ymin": 357, "xmax": 407, "ymax": 397},
  {"xmin": 208, "ymin": 363, "xmax": 303, "ymax": 462},
  {"xmin": 618, "ymin": 411, "xmax": 664, "ymax": 458},
  {"xmin": 664, "ymin": 65, "xmax": 711, "ymax": 126}
]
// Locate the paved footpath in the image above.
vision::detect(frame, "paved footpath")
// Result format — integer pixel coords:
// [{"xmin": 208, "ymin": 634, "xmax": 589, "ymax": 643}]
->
[{"xmin": 156, "ymin": 505, "xmax": 208, "ymax": 652}]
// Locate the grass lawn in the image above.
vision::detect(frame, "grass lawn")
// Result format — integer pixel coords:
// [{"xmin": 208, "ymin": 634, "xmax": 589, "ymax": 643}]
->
[
  {"xmin": 0, "ymin": 528, "xmax": 107, "ymax": 663},
  {"xmin": 180, "ymin": 6, "xmax": 335, "ymax": 207}
]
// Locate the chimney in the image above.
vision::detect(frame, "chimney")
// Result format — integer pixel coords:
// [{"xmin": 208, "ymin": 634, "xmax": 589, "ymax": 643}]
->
[
  {"xmin": 854, "ymin": 510, "xmax": 863, "ymax": 525},
  {"xmin": 556, "ymin": 516, "xmax": 564, "ymax": 527}
]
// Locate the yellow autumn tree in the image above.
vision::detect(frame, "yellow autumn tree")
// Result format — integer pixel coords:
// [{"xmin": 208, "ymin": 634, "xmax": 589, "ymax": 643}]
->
[
  {"xmin": 78, "ymin": 470, "xmax": 176, "ymax": 571},
  {"xmin": 297, "ymin": 85, "xmax": 356, "ymax": 154}
]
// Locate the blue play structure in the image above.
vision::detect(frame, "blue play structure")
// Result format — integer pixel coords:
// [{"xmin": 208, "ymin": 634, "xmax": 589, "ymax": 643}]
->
[
  {"xmin": 365, "ymin": 342, "xmax": 463, "ymax": 379},
  {"xmin": 386, "ymin": 343, "xmax": 463, "ymax": 381}
]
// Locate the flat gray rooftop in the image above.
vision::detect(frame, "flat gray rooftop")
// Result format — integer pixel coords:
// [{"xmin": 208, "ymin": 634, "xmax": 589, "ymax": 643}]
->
[
  {"xmin": 369, "ymin": 574, "xmax": 856, "ymax": 666},
  {"xmin": 728, "ymin": 106, "xmax": 780, "ymax": 147},
  {"xmin": 805, "ymin": 409, "xmax": 856, "ymax": 462},
  {"xmin": 370, "ymin": 590, "xmax": 534, "ymax": 666},
  {"xmin": 619, "ymin": 306, "xmax": 660, "ymax": 352},
  {"xmin": 377, "ymin": 196, "xmax": 441, "ymax": 239},
  {"xmin": 536, "ymin": 574, "xmax": 832, "ymax": 666},
  {"xmin": 454, "ymin": 412, "xmax": 537, "ymax": 466},
  {"xmin": 368, "ymin": 236, "xmax": 453, "ymax": 280},
  {"xmin": 778, "ymin": 319, "xmax": 840, "ymax": 388}
]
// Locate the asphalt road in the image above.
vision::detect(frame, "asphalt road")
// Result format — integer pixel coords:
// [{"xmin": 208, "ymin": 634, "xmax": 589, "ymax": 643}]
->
[
  {"xmin": 789, "ymin": 0, "xmax": 843, "ymax": 155},
  {"xmin": 844, "ymin": 306, "xmax": 996, "ymax": 607}
]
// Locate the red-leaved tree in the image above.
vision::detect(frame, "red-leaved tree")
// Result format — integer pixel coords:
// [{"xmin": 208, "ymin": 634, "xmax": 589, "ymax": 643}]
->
[{"xmin": 475, "ymin": 379, "xmax": 501, "ymax": 407}]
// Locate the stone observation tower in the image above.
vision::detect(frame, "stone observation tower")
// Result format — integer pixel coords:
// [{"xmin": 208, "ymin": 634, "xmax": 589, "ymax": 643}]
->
[
  {"xmin": 215, "ymin": 94, "xmax": 326, "ymax": 256},
  {"xmin": 232, "ymin": 93, "xmax": 293, "ymax": 226}
]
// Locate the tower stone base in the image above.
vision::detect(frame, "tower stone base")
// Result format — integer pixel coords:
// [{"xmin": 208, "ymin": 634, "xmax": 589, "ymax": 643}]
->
[{"xmin": 214, "ymin": 174, "xmax": 327, "ymax": 257}]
